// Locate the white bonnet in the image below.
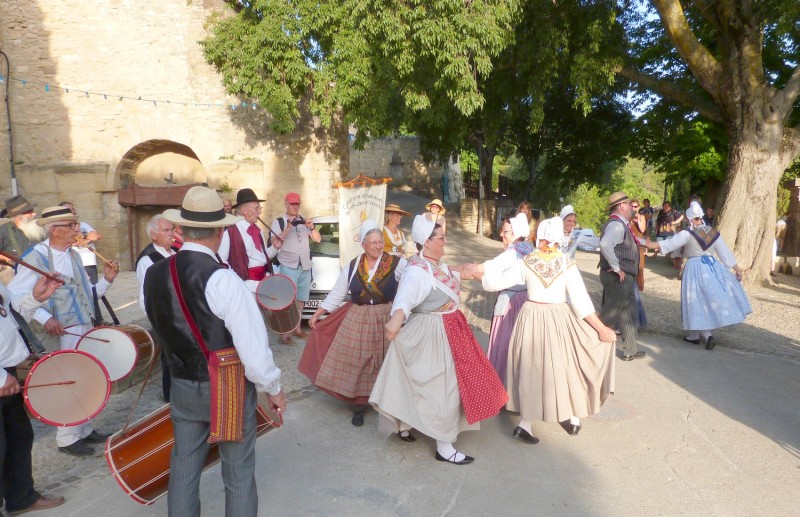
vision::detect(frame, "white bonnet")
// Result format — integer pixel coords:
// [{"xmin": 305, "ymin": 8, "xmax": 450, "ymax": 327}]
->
[
  {"xmin": 509, "ymin": 213, "xmax": 531, "ymax": 240},
  {"xmin": 685, "ymin": 201, "xmax": 703, "ymax": 221},
  {"xmin": 359, "ymin": 219, "xmax": 379, "ymax": 243},
  {"xmin": 537, "ymin": 216, "xmax": 564, "ymax": 244},
  {"xmin": 411, "ymin": 215, "xmax": 436, "ymax": 246},
  {"xmin": 559, "ymin": 204, "xmax": 576, "ymax": 220}
]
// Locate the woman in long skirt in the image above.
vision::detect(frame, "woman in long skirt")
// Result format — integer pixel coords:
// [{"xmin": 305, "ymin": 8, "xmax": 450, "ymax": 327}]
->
[
  {"xmin": 370, "ymin": 216, "xmax": 507, "ymax": 465},
  {"xmin": 646, "ymin": 201, "xmax": 751, "ymax": 350},
  {"xmin": 483, "ymin": 213, "xmax": 532, "ymax": 382},
  {"xmin": 298, "ymin": 220, "xmax": 405, "ymax": 426},
  {"xmin": 474, "ymin": 217, "xmax": 617, "ymax": 442}
]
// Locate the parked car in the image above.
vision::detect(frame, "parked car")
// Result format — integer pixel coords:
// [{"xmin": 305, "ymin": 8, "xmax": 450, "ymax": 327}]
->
[
  {"xmin": 574, "ymin": 228, "xmax": 600, "ymax": 252},
  {"xmin": 301, "ymin": 215, "xmax": 342, "ymax": 319}
]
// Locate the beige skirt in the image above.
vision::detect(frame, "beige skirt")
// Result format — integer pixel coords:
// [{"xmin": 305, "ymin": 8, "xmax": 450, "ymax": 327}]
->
[
  {"xmin": 369, "ymin": 312, "xmax": 478, "ymax": 443},
  {"xmin": 506, "ymin": 302, "xmax": 615, "ymax": 422}
]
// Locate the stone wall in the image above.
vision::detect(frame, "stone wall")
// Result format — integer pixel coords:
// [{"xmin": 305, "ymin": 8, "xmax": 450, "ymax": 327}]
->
[
  {"xmin": 0, "ymin": 0, "xmax": 347, "ymax": 269},
  {"xmin": 458, "ymin": 198, "xmax": 516, "ymax": 239},
  {"xmin": 349, "ymin": 136, "xmax": 459, "ymax": 200}
]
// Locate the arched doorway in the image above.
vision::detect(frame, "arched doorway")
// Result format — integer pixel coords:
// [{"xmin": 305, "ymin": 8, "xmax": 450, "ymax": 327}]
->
[{"xmin": 116, "ymin": 139, "xmax": 206, "ymax": 268}]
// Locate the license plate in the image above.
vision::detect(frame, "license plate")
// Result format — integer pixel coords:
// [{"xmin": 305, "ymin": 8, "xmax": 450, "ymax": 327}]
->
[{"xmin": 304, "ymin": 300, "xmax": 321, "ymax": 308}]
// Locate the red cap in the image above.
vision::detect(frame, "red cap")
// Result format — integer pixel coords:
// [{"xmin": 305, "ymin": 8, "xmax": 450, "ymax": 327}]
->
[{"xmin": 285, "ymin": 192, "xmax": 301, "ymax": 204}]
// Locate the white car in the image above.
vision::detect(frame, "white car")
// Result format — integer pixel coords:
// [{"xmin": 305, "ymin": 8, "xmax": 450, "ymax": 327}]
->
[
  {"xmin": 302, "ymin": 216, "xmax": 342, "ymax": 319},
  {"xmin": 574, "ymin": 228, "xmax": 600, "ymax": 251}
]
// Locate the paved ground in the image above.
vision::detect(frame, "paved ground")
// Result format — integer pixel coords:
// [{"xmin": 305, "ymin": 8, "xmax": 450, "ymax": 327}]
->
[{"xmin": 14, "ymin": 190, "xmax": 800, "ymax": 516}]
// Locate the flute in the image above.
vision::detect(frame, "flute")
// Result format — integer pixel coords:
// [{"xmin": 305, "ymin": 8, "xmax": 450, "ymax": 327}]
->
[
  {"xmin": 258, "ymin": 217, "xmax": 286, "ymax": 243},
  {"xmin": 0, "ymin": 251, "xmax": 64, "ymax": 284}
]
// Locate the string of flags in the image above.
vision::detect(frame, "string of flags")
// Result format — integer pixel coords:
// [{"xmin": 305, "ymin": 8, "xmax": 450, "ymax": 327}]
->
[{"xmin": 0, "ymin": 73, "xmax": 261, "ymax": 111}]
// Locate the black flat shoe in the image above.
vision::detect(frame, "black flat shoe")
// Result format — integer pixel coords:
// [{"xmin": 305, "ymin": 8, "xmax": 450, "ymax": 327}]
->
[
  {"xmin": 58, "ymin": 441, "xmax": 94, "ymax": 457},
  {"xmin": 705, "ymin": 336, "xmax": 716, "ymax": 350},
  {"xmin": 397, "ymin": 430, "xmax": 416, "ymax": 442},
  {"xmin": 568, "ymin": 423, "xmax": 582, "ymax": 436},
  {"xmin": 512, "ymin": 426, "xmax": 540, "ymax": 444},
  {"xmin": 621, "ymin": 351, "xmax": 646, "ymax": 361},
  {"xmin": 82, "ymin": 430, "xmax": 110, "ymax": 444},
  {"xmin": 351, "ymin": 410, "xmax": 364, "ymax": 427},
  {"xmin": 435, "ymin": 451, "xmax": 474, "ymax": 465},
  {"xmin": 683, "ymin": 337, "xmax": 700, "ymax": 345}
]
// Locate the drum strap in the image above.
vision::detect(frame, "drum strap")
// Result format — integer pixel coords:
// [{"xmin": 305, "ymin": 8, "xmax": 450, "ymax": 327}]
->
[{"xmin": 169, "ymin": 255, "xmax": 247, "ymax": 443}]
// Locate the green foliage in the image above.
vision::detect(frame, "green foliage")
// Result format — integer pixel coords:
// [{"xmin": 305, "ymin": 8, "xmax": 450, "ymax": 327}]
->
[{"xmin": 566, "ymin": 157, "xmax": 664, "ymax": 232}]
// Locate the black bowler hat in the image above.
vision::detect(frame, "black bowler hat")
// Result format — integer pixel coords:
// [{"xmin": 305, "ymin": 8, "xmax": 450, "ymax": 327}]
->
[{"xmin": 233, "ymin": 188, "xmax": 266, "ymax": 208}]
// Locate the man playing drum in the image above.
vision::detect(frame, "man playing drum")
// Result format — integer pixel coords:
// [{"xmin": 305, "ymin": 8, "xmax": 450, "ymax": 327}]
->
[
  {"xmin": 1, "ymin": 266, "xmax": 65, "ymax": 515},
  {"xmin": 8, "ymin": 206, "xmax": 119, "ymax": 456},
  {"xmin": 218, "ymin": 188, "xmax": 281, "ymax": 293},
  {"xmin": 144, "ymin": 186, "xmax": 285, "ymax": 517}
]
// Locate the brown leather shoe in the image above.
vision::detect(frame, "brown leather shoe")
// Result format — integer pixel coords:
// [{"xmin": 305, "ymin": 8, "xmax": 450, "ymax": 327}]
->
[{"xmin": 8, "ymin": 494, "xmax": 65, "ymax": 515}]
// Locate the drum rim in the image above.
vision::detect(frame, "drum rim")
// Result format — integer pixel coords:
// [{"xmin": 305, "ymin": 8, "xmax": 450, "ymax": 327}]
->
[
  {"xmin": 255, "ymin": 273, "xmax": 298, "ymax": 311},
  {"xmin": 77, "ymin": 325, "xmax": 146, "ymax": 382},
  {"xmin": 23, "ymin": 350, "xmax": 111, "ymax": 427}
]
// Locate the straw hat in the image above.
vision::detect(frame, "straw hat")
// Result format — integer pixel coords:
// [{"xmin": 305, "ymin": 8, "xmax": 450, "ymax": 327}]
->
[
  {"xmin": 163, "ymin": 186, "xmax": 241, "ymax": 228},
  {"xmin": 36, "ymin": 206, "xmax": 79, "ymax": 226},
  {"xmin": 606, "ymin": 192, "xmax": 630, "ymax": 211},
  {"xmin": 425, "ymin": 199, "xmax": 446, "ymax": 215},
  {"xmin": 385, "ymin": 203, "xmax": 411, "ymax": 217}
]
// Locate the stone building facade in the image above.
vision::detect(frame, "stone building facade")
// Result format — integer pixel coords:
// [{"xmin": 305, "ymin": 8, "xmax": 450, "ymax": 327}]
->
[{"xmin": 0, "ymin": 0, "xmax": 347, "ymax": 269}]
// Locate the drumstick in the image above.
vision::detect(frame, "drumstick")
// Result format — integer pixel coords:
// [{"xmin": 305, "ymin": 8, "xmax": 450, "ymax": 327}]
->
[
  {"xmin": 0, "ymin": 251, "xmax": 64, "ymax": 284},
  {"xmin": 64, "ymin": 332, "xmax": 110, "ymax": 343},
  {"xmin": 27, "ymin": 380, "xmax": 76, "ymax": 389}
]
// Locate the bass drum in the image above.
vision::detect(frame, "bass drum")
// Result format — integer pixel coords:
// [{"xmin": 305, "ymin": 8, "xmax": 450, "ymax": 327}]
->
[
  {"xmin": 255, "ymin": 274, "xmax": 300, "ymax": 335},
  {"xmin": 105, "ymin": 395, "xmax": 282, "ymax": 505},
  {"xmin": 77, "ymin": 325, "xmax": 155, "ymax": 382},
  {"xmin": 23, "ymin": 350, "xmax": 111, "ymax": 427}
]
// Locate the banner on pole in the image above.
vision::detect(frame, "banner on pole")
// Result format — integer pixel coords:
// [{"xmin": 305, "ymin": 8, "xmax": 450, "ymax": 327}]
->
[{"xmin": 338, "ymin": 184, "xmax": 387, "ymax": 265}]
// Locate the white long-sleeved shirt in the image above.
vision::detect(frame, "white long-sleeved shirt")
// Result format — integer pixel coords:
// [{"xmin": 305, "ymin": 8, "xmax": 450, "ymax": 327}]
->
[
  {"xmin": 658, "ymin": 227, "xmax": 737, "ymax": 268},
  {"xmin": 177, "ymin": 243, "xmax": 282, "ymax": 396},
  {"xmin": 9, "ymin": 241, "xmax": 111, "ymax": 349},
  {"xmin": 218, "ymin": 220, "xmax": 279, "ymax": 292},
  {"xmin": 320, "ymin": 255, "xmax": 407, "ymax": 312},
  {"xmin": 0, "ymin": 285, "xmax": 40, "ymax": 386},
  {"xmin": 482, "ymin": 254, "xmax": 596, "ymax": 320},
  {"xmin": 136, "ymin": 243, "xmax": 175, "ymax": 312}
]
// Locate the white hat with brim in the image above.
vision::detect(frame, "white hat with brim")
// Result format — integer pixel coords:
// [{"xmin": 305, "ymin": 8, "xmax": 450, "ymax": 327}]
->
[
  {"xmin": 163, "ymin": 186, "xmax": 241, "ymax": 228},
  {"xmin": 37, "ymin": 206, "xmax": 79, "ymax": 226}
]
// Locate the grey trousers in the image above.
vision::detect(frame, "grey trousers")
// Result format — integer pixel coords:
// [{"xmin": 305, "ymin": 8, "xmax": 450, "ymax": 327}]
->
[
  {"xmin": 599, "ymin": 269, "xmax": 639, "ymax": 356},
  {"xmin": 169, "ymin": 377, "xmax": 258, "ymax": 517}
]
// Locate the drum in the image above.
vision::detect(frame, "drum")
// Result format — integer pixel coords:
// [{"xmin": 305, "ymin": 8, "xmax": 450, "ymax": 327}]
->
[
  {"xmin": 77, "ymin": 325, "xmax": 155, "ymax": 382},
  {"xmin": 24, "ymin": 350, "xmax": 111, "ymax": 427},
  {"xmin": 105, "ymin": 397, "xmax": 282, "ymax": 505},
  {"xmin": 255, "ymin": 274, "xmax": 300, "ymax": 334}
]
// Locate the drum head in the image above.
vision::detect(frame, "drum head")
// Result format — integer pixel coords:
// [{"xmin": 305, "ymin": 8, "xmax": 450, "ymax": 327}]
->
[
  {"xmin": 77, "ymin": 326, "xmax": 150, "ymax": 382},
  {"xmin": 24, "ymin": 350, "xmax": 110, "ymax": 427},
  {"xmin": 256, "ymin": 274, "xmax": 297, "ymax": 311}
]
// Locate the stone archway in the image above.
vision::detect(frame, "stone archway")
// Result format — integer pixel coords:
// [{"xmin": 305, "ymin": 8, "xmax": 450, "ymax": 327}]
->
[{"xmin": 116, "ymin": 139, "xmax": 207, "ymax": 268}]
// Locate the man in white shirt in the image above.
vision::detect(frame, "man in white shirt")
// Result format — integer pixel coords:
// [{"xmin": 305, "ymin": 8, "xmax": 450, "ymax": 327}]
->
[
  {"xmin": 8, "ymin": 206, "xmax": 119, "ymax": 456},
  {"xmin": 218, "ymin": 188, "xmax": 280, "ymax": 293},
  {"xmin": 135, "ymin": 214, "xmax": 178, "ymax": 401},
  {"xmin": 143, "ymin": 186, "xmax": 285, "ymax": 516},
  {"xmin": 0, "ymin": 274, "xmax": 66, "ymax": 514}
]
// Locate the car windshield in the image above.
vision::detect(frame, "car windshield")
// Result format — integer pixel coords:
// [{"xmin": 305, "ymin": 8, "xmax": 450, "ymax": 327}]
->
[{"xmin": 310, "ymin": 222, "xmax": 340, "ymax": 257}]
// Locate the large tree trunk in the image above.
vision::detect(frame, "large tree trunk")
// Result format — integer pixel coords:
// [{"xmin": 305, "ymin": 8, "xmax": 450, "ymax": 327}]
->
[
  {"xmin": 714, "ymin": 32, "xmax": 796, "ymax": 287},
  {"xmin": 480, "ymin": 145, "xmax": 496, "ymax": 199}
]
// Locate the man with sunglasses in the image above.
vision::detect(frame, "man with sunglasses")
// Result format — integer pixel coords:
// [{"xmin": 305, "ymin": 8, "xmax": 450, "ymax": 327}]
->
[
  {"xmin": 8, "ymin": 206, "xmax": 119, "ymax": 456},
  {"xmin": 270, "ymin": 192, "xmax": 321, "ymax": 344}
]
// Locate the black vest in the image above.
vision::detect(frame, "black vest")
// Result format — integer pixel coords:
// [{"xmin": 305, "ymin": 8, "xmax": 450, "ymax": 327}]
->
[
  {"xmin": 348, "ymin": 254, "xmax": 401, "ymax": 305},
  {"xmin": 135, "ymin": 242, "xmax": 177, "ymax": 269},
  {"xmin": 599, "ymin": 217, "xmax": 640, "ymax": 276},
  {"xmin": 144, "ymin": 251, "xmax": 233, "ymax": 382}
]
